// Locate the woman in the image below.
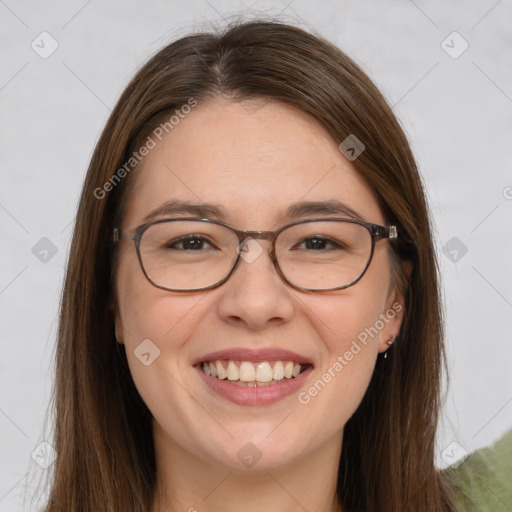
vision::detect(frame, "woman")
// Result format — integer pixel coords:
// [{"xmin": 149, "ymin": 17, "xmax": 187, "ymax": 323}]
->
[{"xmin": 41, "ymin": 18, "xmax": 492, "ymax": 512}]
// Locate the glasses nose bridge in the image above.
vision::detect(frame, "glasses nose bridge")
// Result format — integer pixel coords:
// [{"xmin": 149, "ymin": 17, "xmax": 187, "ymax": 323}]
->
[
  {"xmin": 234, "ymin": 228, "xmax": 277, "ymax": 246},
  {"xmin": 232, "ymin": 229, "xmax": 279, "ymax": 271}
]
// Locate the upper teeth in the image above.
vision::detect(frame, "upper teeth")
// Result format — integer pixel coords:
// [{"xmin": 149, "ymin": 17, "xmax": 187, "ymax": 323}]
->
[{"xmin": 201, "ymin": 360, "xmax": 304, "ymax": 382}]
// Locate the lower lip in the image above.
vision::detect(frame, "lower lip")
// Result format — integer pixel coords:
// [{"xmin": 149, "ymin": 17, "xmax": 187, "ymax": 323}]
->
[{"xmin": 195, "ymin": 364, "xmax": 314, "ymax": 406}]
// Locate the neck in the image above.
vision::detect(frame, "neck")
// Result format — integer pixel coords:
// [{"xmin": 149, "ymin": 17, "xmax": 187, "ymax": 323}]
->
[{"xmin": 150, "ymin": 423, "xmax": 344, "ymax": 512}]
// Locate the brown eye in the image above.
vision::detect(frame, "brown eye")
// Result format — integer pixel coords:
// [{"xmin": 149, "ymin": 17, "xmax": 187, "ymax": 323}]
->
[
  {"xmin": 166, "ymin": 236, "xmax": 214, "ymax": 251},
  {"xmin": 296, "ymin": 237, "xmax": 345, "ymax": 251}
]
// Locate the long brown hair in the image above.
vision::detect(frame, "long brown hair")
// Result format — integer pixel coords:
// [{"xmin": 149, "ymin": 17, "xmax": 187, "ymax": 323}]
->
[{"xmin": 42, "ymin": 18, "xmax": 458, "ymax": 512}]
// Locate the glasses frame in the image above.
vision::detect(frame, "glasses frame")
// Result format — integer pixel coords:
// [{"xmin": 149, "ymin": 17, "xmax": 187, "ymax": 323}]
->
[{"xmin": 113, "ymin": 217, "xmax": 398, "ymax": 293}]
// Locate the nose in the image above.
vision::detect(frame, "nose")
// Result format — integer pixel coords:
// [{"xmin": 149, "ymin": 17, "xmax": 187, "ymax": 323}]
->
[{"xmin": 215, "ymin": 238, "xmax": 295, "ymax": 330}]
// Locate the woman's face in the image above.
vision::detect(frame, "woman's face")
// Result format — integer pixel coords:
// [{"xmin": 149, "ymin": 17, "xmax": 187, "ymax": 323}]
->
[{"xmin": 113, "ymin": 97, "xmax": 405, "ymax": 471}]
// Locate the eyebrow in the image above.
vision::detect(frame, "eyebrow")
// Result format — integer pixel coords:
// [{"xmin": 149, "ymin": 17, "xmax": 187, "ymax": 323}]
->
[{"xmin": 140, "ymin": 199, "xmax": 366, "ymax": 225}]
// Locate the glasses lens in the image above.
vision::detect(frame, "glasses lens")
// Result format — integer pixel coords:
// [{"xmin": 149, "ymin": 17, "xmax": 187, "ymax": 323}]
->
[
  {"xmin": 275, "ymin": 220, "xmax": 372, "ymax": 290},
  {"xmin": 139, "ymin": 220, "xmax": 239, "ymax": 290}
]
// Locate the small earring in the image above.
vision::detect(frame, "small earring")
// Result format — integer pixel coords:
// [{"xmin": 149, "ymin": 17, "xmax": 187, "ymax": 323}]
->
[
  {"xmin": 384, "ymin": 336, "xmax": 397, "ymax": 359},
  {"xmin": 387, "ymin": 336, "xmax": 397, "ymax": 346}
]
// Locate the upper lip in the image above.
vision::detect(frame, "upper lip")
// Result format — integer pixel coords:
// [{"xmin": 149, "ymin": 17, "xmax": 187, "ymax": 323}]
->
[{"xmin": 192, "ymin": 348, "xmax": 314, "ymax": 366}]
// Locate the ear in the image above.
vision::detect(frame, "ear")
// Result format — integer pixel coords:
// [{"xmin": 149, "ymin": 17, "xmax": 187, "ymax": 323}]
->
[
  {"xmin": 378, "ymin": 260, "xmax": 412, "ymax": 353},
  {"xmin": 109, "ymin": 297, "xmax": 124, "ymax": 345}
]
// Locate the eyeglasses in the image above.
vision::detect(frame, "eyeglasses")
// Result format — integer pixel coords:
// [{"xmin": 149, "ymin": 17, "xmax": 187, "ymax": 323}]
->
[{"xmin": 113, "ymin": 217, "xmax": 398, "ymax": 292}]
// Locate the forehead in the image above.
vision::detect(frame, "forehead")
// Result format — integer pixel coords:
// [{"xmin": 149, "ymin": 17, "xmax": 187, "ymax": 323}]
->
[{"xmin": 121, "ymin": 98, "xmax": 384, "ymax": 229}]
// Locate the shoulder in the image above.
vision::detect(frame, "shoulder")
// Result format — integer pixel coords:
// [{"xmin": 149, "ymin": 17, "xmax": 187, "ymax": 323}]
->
[{"xmin": 441, "ymin": 428, "xmax": 512, "ymax": 511}]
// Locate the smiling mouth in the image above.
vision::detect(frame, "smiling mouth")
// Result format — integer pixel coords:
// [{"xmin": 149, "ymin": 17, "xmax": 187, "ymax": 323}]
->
[{"xmin": 198, "ymin": 360, "xmax": 312, "ymax": 387}]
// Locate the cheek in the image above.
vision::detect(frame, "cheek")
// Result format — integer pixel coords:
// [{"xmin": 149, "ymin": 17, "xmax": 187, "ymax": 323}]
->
[
  {"xmin": 310, "ymin": 258, "xmax": 391, "ymax": 358},
  {"xmin": 114, "ymin": 254, "xmax": 203, "ymax": 393},
  {"xmin": 296, "ymin": 295, "xmax": 381, "ymax": 432},
  {"xmin": 116, "ymin": 250, "xmax": 200, "ymax": 343},
  {"xmin": 298, "ymin": 260, "xmax": 391, "ymax": 424},
  {"xmin": 309, "ymin": 292, "xmax": 382, "ymax": 375},
  {"xmin": 116, "ymin": 277, "xmax": 210, "ymax": 434}
]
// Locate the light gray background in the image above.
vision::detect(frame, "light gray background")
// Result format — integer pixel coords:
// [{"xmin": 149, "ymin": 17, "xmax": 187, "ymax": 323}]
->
[{"xmin": 1, "ymin": 1, "xmax": 511, "ymax": 510}]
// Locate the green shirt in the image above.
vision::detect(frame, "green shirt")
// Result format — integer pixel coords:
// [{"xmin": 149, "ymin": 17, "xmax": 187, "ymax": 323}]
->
[{"xmin": 442, "ymin": 428, "xmax": 512, "ymax": 511}]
